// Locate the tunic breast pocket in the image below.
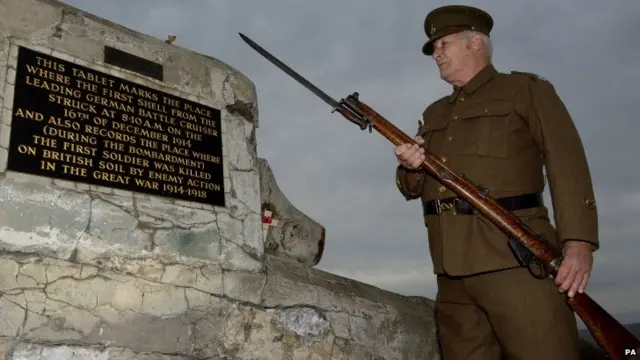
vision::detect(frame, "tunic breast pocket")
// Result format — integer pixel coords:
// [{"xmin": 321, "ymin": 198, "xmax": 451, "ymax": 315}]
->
[
  {"xmin": 417, "ymin": 115, "xmax": 450, "ymax": 151},
  {"xmin": 456, "ymin": 102, "xmax": 513, "ymax": 159}
]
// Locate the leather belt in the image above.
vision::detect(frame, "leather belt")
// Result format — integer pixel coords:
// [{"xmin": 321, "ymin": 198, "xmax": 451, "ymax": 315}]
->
[{"xmin": 422, "ymin": 192, "xmax": 543, "ymax": 216}]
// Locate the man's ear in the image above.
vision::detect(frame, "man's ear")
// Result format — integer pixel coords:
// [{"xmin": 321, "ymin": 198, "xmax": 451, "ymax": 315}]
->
[{"xmin": 470, "ymin": 34, "xmax": 483, "ymax": 52}]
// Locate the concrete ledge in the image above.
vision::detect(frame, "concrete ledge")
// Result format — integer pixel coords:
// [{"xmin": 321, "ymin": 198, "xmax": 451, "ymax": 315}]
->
[
  {"xmin": 0, "ymin": 252, "xmax": 441, "ymax": 359},
  {"xmin": 263, "ymin": 255, "xmax": 440, "ymax": 359}
]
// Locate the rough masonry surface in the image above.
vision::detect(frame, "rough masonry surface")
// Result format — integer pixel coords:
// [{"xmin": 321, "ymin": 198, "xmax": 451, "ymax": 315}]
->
[{"xmin": 0, "ymin": 252, "xmax": 440, "ymax": 359}]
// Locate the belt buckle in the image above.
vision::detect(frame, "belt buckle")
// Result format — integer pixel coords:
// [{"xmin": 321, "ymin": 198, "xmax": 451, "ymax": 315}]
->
[
  {"xmin": 435, "ymin": 199, "xmax": 457, "ymax": 215},
  {"xmin": 451, "ymin": 198, "xmax": 459, "ymax": 215}
]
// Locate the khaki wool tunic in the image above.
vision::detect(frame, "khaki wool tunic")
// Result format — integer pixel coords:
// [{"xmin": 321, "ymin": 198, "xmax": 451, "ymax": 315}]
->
[{"xmin": 396, "ymin": 64, "xmax": 599, "ymax": 276}]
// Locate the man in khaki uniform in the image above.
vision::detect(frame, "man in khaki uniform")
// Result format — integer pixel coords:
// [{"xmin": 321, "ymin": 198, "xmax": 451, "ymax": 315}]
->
[{"xmin": 394, "ymin": 5, "xmax": 599, "ymax": 360}]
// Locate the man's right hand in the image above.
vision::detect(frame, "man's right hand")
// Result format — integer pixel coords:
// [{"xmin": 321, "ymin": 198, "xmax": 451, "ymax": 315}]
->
[{"xmin": 395, "ymin": 136, "xmax": 426, "ymax": 170}]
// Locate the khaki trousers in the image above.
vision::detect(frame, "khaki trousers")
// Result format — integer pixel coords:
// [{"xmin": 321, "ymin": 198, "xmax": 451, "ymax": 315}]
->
[{"xmin": 435, "ymin": 266, "xmax": 581, "ymax": 360}]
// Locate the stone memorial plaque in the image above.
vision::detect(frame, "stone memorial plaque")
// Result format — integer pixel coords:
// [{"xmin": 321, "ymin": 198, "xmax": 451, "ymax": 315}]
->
[{"xmin": 7, "ymin": 46, "xmax": 225, "ymax": 206}]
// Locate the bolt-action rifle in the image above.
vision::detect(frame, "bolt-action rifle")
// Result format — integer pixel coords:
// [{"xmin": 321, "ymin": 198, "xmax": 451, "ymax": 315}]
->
[{"xmin": 238, "ymin": 33, "xmax": 640, "ymax": 359}]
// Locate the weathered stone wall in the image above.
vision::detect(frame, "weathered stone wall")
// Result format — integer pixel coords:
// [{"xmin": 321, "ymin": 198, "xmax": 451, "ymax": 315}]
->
[
  {"xmin": 0, "ymin": 0, "xmax": 263, "ymax": 272},
  {"xmin": 0, "ymin": 252, "xmax": 440, "ymax": 359},
  {"xmin": 259, "ymin": 158, "xmax": 326, "ymax": 267},
  {"xmin": 0, "ymin": 0, "xmax": 442, "ymax": 359}
]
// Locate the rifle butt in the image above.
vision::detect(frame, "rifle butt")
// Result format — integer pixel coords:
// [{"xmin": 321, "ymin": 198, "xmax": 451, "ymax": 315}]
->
[{"xmin": 568, "ymin": 293, "xmax": 640, "ymax": 359}]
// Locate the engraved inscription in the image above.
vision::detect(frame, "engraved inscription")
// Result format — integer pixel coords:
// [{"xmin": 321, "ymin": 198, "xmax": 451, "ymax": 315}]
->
[{"xmin": 6, "ymin": 46, "xmax": 225, "ymax": 206}]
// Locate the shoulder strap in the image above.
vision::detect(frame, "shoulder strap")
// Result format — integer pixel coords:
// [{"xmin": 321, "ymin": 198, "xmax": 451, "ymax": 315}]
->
[{"xmin": 510, "ymin": 70, "xmax": 547, "ymax": 82}]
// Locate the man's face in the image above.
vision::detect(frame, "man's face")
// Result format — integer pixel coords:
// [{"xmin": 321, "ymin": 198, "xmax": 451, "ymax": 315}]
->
[{"xmin": 431, "ymin": 32, "xmax": 472, "ymax": 83}]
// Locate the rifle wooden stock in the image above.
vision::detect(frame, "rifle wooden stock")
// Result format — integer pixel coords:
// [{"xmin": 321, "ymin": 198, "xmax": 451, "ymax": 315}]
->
[{"xmin": 337, "ymin": 93, "xmax": 640, "ymax": 359}]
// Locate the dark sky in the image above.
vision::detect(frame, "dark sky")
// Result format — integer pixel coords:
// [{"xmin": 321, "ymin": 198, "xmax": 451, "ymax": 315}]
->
[{"xmin": 60, "ymin": 0, "xmax": 640, "ymax": 325}]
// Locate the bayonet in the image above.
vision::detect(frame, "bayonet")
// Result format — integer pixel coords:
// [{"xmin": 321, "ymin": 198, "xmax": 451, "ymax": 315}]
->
[{"xmin": 238, "ymin": 33, "xmax": 373, "ymax": 132}]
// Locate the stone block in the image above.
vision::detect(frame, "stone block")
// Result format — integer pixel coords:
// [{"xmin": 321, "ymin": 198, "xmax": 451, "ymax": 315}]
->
[
  {"xmin": 0, "ymin": 0, "xmax": 262, "ymax": 273},
  {"xmin": 0, "ymin": 251, "xmax": 441, "ymax": 359},
  {"xmin": 258, "ymin": 158, "xmax": 326, "ymax": 266}
]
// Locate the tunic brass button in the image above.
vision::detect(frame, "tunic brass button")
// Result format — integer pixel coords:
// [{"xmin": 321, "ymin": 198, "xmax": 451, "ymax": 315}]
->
[
  {"xmin": 452, "ymin": 114, "xmax": 458, "ymax": 120},
  {"xmin": 459, "ymin": 97, "xmax": 465, "ymax": 102},
  {"xmin": 484, "ymin": 109, "xmax": 488, "ymax": 113},
  {"xmin": 582, "ymin": 197, "xmax": 596, "ymax": 209},
  {"xmin": 447, "ymin": 136, "xmax": 453, "ymax": 141},
  {"xmin": 441, "ymin": 156, "xmax": 447, "ymax": 163},
  {"xmin": 439, "ymin": 186, "xmax": 446, "ymax": 193}
]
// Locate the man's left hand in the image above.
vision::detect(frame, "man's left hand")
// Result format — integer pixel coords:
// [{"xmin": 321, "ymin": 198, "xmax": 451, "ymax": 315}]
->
[{"xmin": 554, "ymin": 240, "xmax": 595, "ymax": 298}]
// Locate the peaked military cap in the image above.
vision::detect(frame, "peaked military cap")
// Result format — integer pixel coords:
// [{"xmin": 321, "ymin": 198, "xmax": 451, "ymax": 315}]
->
[{"xmin": 422, "ymin": 5, "xmax": 493, "ymax": 56}]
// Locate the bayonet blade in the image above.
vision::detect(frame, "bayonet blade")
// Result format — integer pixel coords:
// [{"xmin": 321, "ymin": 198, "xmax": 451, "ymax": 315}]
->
[{"xmin": 238, "ymin": 33, "xmax": 341, "ymax": 109}]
